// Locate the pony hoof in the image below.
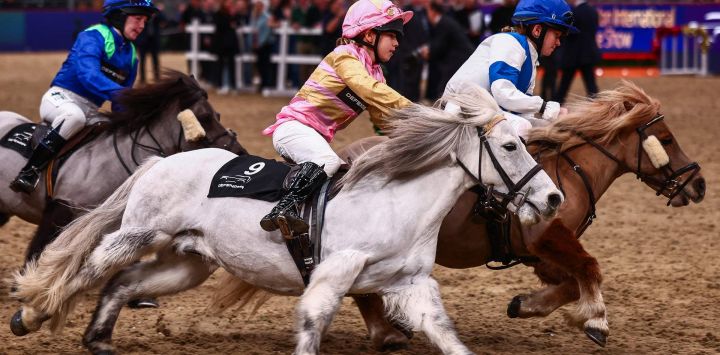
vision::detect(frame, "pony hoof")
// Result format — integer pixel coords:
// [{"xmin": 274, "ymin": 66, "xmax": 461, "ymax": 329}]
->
[
  {"xmin": 10, "ymin": 310, "xmax": 30, "ymax": 336},
  {"xmin": 585, "ymin": 327, "xmax": 607, "ymax": 347},
  {"xmin": 93, "ymin": 351, "xmax": 115, "ymax": 355},
  {"xmin": 376, "ymin": 333, "xmax": 410, "ymax": 352},
  {"xmin": 507, "ymin": 295, "xmax": 522, "ymax": 318}
]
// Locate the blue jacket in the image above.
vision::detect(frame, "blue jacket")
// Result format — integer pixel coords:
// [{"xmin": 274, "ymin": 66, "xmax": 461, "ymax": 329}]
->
[{"xmin": 51, "ymin": 23, "xmax": 137, "ymax": 111}]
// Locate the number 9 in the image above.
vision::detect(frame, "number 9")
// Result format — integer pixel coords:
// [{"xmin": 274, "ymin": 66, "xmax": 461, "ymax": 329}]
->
[{"xmin": 244, "ymin": 162, "xmax": 265, "ymax": 175}]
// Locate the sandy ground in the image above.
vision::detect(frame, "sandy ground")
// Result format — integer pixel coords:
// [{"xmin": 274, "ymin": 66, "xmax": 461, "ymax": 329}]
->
[{"xmin": 0, "ymin": 53, "xmax": 718, "ymax": 354}]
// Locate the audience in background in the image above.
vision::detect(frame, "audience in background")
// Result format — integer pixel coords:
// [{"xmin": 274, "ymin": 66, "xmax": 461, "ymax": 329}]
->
[
  {"xmin": 136, "ymin": 2, "xmax": 167, "ymax": 83},
  {"xmin": 212, "ymin": 0, "xmax": 240, "ymax": 94},
  {"xmin": 420, "ymin": 0, "xmax": 474, "ymax": 100},
  {"xmin": 488, "ymin": 0, "xmax": 515, "ymax": 34},
  {"xmin": 554, "ymin": 0, "xmax": 601, "ymax": 103}
]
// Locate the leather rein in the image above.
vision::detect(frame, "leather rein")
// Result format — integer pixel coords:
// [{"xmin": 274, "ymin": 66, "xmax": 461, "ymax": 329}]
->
[
  {"xmin": 457, "ymin": 121, "xmax": 545, "ymax": 221},
  {"xmin": 552, "ymin": 114, "xmax": 700, "ymax": 237}
]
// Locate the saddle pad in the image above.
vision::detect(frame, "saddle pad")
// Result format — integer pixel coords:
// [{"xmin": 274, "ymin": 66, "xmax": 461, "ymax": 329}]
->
[
  {"xmin": 0, "ymin": 123, "xmax": 37, "ymax": 159},
  {"xmin": 208, "ymin": 155, "xmax": 291, "ymax": 202}
]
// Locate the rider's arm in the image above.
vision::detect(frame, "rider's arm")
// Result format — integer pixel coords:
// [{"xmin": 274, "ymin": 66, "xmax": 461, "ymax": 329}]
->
[
  {"xmin": 333, "ymin": 52, "xmax": 411, "ymax": 133},
  {"xmin": 73, "ymin": 31, "xmax": 127, "ymax": 105},
  {"xmin": 488, "ymin": 35, "xmax": 560, "ymax": 120}
]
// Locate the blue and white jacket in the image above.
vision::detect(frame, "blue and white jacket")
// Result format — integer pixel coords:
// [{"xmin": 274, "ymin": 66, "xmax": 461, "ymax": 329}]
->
[
  {"xmin": 51, "ymin": 23, "xmax": 137, "ymax": 111},
  {"xmin": 445, "ymin": 32, "xmax": 560, "ymax": 121}
]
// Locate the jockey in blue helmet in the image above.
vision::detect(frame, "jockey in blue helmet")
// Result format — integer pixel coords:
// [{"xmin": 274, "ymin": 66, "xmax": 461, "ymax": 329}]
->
[
  {"xmin": 444, "ymin": 0, "xmax": 578, "ymax": 137},
  {"xmin": 9, "ymin": 0, "xmax": 158, "ymax": 193}
]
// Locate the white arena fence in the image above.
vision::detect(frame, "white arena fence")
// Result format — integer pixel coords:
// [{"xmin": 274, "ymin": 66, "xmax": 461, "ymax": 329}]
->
[
  {"xmin": 658, "ymin": 25, "xmax": 711, "ymax": 76},
  {"xmin": 185, "ymin": 18, "xmax": 323, "ymax": 96}
]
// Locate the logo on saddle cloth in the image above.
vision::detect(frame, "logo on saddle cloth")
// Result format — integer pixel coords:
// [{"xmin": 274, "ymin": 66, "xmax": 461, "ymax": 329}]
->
[
  {"xmin": 0, "ymin": 123, "xmax": 36, "ymax": 159},
  {"xmin": 208, "ymin": 155, "xmax": 291, "ymax": 201}
]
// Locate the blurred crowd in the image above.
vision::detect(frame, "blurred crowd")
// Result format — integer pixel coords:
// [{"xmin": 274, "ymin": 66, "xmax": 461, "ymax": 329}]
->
[{"xmin": 2, "ymin": 0, "xmax": 611, "ymax": 100}]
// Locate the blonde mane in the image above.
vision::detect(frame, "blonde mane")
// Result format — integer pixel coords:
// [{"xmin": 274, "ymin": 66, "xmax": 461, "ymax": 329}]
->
[
  {"xmin": 341, "ymin": 84, "xmax": 501, "ymax": 187},
  {"xmin": 527, "ymin": 81, "xmax": 661, "ymax": 156}
]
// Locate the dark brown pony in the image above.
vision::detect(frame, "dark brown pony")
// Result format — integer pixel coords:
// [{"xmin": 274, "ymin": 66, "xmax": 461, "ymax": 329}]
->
[{"xmin": 341, "ymin": 81, "xmax": 705, "ymax": 350}]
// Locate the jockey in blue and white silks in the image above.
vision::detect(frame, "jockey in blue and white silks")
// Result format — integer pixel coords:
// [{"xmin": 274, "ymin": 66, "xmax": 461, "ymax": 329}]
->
[
  {"xmin": 445, "ymin": 0, "xmax": 578, "ymax": 137},
  {"xmin": 10, "ymin": 0, "xmax": 158, "ymax": 194}
]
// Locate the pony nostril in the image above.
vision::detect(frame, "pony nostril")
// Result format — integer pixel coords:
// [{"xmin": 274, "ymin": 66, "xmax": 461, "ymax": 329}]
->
[
  {"xmin": 548, "ymin": 193, "xmax": 562, "ymax": 209},
  {"xmin": 695, "ymin": 178, "xmax": 706, "ymax": 197}
]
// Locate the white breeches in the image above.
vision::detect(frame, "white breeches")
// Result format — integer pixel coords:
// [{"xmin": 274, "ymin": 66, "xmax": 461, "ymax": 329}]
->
[
  {"xmin": 271, "ymin": 120, "xmax": 345, "ymax": 177},
  {"xmin": 40, "ymin": 86, "xmax": 100, "ymax": 139}
]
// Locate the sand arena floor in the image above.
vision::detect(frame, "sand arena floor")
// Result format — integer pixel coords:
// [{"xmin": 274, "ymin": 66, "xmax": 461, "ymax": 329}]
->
[{"xmin": 0, "ymin": 53, "xmax": 718, "ymax": 354}]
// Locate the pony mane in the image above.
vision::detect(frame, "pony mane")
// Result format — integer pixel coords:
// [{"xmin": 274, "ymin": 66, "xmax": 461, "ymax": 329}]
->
[
  {"xmin": 105, "ymin": 70, "xmax": 208, "ymax": 133},
  {"xmin": 341, "ymin": 84, "xmax": 501, "ymax": 187},
  {"xmin": 527, "ymin": 80, "xmax": 660, "ymax": 156}
]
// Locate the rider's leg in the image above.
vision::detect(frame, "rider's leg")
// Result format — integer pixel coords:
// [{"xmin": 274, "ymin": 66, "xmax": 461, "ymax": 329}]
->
[
  {"xmin": 260, "ymin": 121, "xmax": 343, "ymax": 233},
  {"xmin": 10, "ymin": 88, "xmax": 86, "ymax": 193}
]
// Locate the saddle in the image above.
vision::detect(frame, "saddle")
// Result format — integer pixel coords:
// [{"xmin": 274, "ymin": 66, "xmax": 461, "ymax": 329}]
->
[
  {"xmin": 1, "ymin": 122, "xmax": 109, "ymax": 197},
  {"xmin": 208, "ymin": 155, "xmax": 347, "ymax": 286}
]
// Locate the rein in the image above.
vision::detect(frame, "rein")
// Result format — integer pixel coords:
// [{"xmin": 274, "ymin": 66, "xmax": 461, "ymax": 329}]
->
[
  {"xmin": 572, "ymin": 114, "xmax": 700, "ymax": 206},
  {"xmin": 112, "ymin": 105, "xmax": 239, "ymax": 176},
  {"xmin": 457, "ymin": 118, "xmax": 544, "ymax": 221}
]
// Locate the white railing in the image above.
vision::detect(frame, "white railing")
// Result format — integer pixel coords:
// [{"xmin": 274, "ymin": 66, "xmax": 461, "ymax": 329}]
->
[
  {"xmin": 659, "ymin": 25, "xmax": 710, "ymax": 76},
  {"xmin": 185, "ymin": 19, "xmax": 323, "ymax": 96}
]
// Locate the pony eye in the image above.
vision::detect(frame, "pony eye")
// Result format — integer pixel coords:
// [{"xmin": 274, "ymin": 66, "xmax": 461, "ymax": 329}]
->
[
  {"xmin": 660, "ymin": 138, "xmax": 673, "ymax": 146},
  {"xmin": 503, "ymin": 143, "xmax": 517, "ymax": 151}
]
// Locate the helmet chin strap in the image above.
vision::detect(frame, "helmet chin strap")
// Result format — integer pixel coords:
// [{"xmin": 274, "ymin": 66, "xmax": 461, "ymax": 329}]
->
[
  {"xmin": 528, "ymin": 24, "xmax": 548, "ymax": 56},
  {"xmin": 353, "ymin": 30, "xmax": 388, "ymax": 64},
  {"xmin": 106, "ymin": 12, "xmax": 130, "ymax": 41}
]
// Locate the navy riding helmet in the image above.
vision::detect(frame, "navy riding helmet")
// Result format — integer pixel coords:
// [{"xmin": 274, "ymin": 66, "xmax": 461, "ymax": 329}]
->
[
  {"xmin": 511, "ymin": 0, "xmax": 579, "ymax": 35},
  {"xmin": 103, "ymin": 0, "xmax": 159, "ymax": 33}
]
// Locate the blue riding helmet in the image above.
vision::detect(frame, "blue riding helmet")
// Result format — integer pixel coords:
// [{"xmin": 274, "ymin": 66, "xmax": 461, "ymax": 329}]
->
[
  {"xmin": 102, "ymin": 0, "xmax": 159, "ymax": 17},
  {"xmin": 511, "ymin": 0, "xmax": 579, "ymax": 34}
]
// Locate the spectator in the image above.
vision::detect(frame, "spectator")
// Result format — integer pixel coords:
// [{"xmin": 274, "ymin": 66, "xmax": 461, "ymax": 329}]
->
[
  {"xmin": 488, "ymin": 0, "xmax": 516, "ymax": 34},
  {"xmin": 319, "ymin": 0, "xmax": 346, "ymax": 56},
  {"xmin": 136, "ymin": 1, "xmax": 167, "ymax": 83},
  {"xmin": 291, "ymin": 0, "xmax": 322, "ymax": 82},
  {"xmin": 213, "ymin": 0, "xmax": 240, "ymax": 94},
  {"xmin": 385, "ymin": 0, "xmax": 429, "ymax": 102},
  {"xmin": 252, "ymin": 0, "xmax": 275, "ymax": 91},
  {"xmin": 539, "ymin": 49, "xmax": 559, "ymax": 101},
  {"xmin": 235, "ymin": 0, "xmax": 255, "ymax": 87},
  {"xmin": 450, "ymin": 0, "xmax": 484, "ymax": 46},
  {"xmin": 553, "ymin": 0, "xmax": 600, "ymax": 103},
  {"xmin": 180, "ymin": 0, "xmax": 204, "ymax": 74},
  {"xmin": 420, "ymin": 0, "xmax": 474, "ymax": 100}
]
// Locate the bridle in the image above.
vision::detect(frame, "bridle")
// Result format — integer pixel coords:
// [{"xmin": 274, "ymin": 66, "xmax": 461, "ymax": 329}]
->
[
  {"xmin": 113, "ymin": 101, "xmax": 240, "ymax": 175},
  {"xmin": 573, "ymin": 114, "xmax": 700, "ymax": 206},
  {"xmin": 457, "ymin": 117, "xmax": 544, "ymax": 222}
]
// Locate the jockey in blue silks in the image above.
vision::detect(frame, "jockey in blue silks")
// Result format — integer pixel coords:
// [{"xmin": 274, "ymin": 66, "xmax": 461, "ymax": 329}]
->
[
  {"xmin": 444, "ymin": 0, "xmax": 578, "ymax": 137},
  {"xmin": 10, "ymin": 0, "xmax": 158, "ymax": 193}
]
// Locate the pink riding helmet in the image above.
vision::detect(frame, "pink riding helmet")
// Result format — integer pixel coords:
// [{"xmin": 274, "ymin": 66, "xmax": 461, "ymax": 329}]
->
[{"xmin": 342, "ymin": 0, "xmax": 413, "ymax": 39}]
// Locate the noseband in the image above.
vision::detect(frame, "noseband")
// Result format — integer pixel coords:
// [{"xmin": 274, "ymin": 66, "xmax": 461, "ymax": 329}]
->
[
  {"xmin": 457, "ymin": 120, "xmax": 544, "ymax": 221},
  {"xmin": 575, "ymin": 114, "xmax": 700, "ymax": 206}
]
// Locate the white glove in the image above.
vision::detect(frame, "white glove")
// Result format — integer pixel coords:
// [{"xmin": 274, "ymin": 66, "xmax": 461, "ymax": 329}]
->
[{"xmin": 541, "ymin": 101, "xmax": 561, "ymax": 121}]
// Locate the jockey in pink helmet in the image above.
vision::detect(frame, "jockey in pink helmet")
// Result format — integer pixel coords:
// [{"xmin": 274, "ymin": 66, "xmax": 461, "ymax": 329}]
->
[{"xmin": 260, "ymin": 0, "xmax": 413, "ymax": 233}]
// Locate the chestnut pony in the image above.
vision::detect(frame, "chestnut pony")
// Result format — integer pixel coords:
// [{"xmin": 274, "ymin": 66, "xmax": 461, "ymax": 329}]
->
[{"xmin": 341, "ymin": 81, "xmax": 705, "ymax": 350}]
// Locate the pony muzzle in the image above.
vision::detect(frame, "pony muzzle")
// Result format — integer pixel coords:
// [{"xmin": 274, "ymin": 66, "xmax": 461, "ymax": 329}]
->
[{"xmin": 177, "ymin": 109, "xmax": 206, "ymax": 142}]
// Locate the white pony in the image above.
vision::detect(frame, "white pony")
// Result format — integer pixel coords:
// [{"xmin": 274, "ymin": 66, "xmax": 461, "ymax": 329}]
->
[{"xmin": 12, "ymin": 85, "xmax": 563, "ymax": 355}]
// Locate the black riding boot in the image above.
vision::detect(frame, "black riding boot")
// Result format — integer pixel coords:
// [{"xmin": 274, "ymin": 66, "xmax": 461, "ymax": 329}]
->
[
  {"xmin": 260, "ymin": 162, "xmax": 327, "ymax": 234},
  {"xmin": 9, "ymin": 128, "xmax": 66, "ymax": 194}
]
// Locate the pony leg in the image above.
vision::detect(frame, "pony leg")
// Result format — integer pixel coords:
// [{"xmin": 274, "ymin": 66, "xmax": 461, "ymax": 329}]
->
[
  {"xmin": 83, "ymin": 249, "xmax": 216, "ymax": 355},
  {"xmin": 0, "ymin": 212, "xmax": 10, "ymax": 226},
  {"xmin": 352, "ymin": 294, "xmax": 411, "ymax": 351},
  {"xmin": 295, "ymin": 251, "xmax": 368, "ymax": 355},
  {"xmin": 24, "ymin": 199, "xmax": 76, "ymax": 265},
  {"xmin": 507, "ymin": 279, "xmax": 579, "ymax": 318},
  {"xmin": 12, "ymin": 228, "xmax": 172, "ymax": 336},
  {"xmin": 524, "ymin": 220, "xmax": 608, "ymax": 346},
  {"xmin": 384, "ymin": 277, "xmax": 472, "ymax": 355}
]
